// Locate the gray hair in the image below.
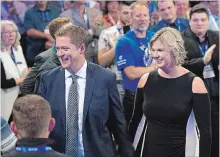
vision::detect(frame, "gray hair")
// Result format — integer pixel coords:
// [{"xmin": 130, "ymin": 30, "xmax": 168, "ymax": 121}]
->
[
  {"xmin": 1, "ymin": 20, "xmax": 21, "ymax": 51},
  {"xmin": 149, "ymin": 27, "xmax": 187, "ymax": 65}
]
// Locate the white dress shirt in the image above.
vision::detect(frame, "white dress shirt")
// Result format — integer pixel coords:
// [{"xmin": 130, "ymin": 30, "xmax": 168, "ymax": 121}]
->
[{"xmin": 65, "ymin": 60, "xmax": 87, "ymax": 157}]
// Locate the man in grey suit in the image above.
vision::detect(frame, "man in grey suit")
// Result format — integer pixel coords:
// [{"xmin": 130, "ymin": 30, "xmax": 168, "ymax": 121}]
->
[
  {"xmin": 20, "ymin": 17, "xmax": 71, "ymax": 94},
  {"xmin": 59, "ymin": 1, "xmax": 105, "ymax": 64},
  {"xmin": 37, "ymin": 25, "xmax": 134, "ymax": 157}
]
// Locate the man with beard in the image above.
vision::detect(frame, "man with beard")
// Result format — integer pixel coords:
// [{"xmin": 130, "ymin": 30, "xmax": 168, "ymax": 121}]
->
[{"xmin": 115, "ymin": 2, "xmax": 157, "ymax": 126}]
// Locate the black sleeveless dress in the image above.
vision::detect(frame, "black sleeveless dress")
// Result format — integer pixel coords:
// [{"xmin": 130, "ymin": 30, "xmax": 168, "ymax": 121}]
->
[{"xmin": 129, "ymin": 70, "xmax": 212, "ymax": 157}]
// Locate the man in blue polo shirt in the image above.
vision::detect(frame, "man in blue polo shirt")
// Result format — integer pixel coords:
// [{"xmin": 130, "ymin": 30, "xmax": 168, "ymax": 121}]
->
[
  {"xmin": 115, "ymin": 2, "xmax": 157, "ymax": 125},
  {"xmin": 150, "ymin": 0, "xmax": 189, "ymax": 33},
  {"xmin": 24, "ymin": 1, "xmax": 61, "ymax": 67}
]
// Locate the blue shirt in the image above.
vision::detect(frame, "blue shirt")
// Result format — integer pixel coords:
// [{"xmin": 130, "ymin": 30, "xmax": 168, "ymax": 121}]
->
[
  {"xmin": 115, "ymin": 30, "xmax": 154, "ymax": 92},
  {"xmin": 209, "ymin": 10, "xmax": 219, "ymax": 31},
  {"xmin": 150, "ymin": 18, "xmax": 189, "ymax": 33},
  {"xmin": 148, "ymin": 1, "xmax": 158, "ymax": 15},
  {"xmin": 24, "ymin": 4, "xmax": 61, "ymax": 61}
]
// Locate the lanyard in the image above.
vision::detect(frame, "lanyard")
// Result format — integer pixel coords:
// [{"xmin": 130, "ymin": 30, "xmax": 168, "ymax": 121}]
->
[
  {"xmin": 131, "ymin": 30, "xmax": 149, "ymax": 48},
  {"xmin": 39, "ymin": 10, "xmax": 50, "ymax": 25},
  {"xmin": 198, "ymin": 40, "xmax": 209, "ymax": 56},
  {"xmin": 16, "ymin": 146, "xmax": 53, "ymax": 153},
  {"xmin": 161, "ymin": 19, "xmax": 182, "ymax": 32},
  {"xmin": 10, "ymin": 47, "xmax": 16, "ymax": 64}
]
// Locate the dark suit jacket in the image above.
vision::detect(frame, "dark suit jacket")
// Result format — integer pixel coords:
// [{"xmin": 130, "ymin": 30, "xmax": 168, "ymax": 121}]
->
[
  {"xmin": 34, "ymin": 53, "xmax": 60, "ymax": 92},
  {"xmin": 3, "ymin": 149, "xmax": 69, "ymax": 157},
  {"xmin": 36, "ymin": 62, "xmax": 134, "ymax": 157},
  {"xmin": 20, "ymin": 48, "xmax": 53, "ymax": 94},
  {"xmin": 182, "ymin": 29, "xmax": 219, "ymax": 81}
]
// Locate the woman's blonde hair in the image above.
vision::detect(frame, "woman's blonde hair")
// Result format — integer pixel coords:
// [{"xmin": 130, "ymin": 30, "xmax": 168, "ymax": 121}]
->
[
  {"xmin": 1, "ymin": 20, "xmax": 21, "ymax": 51},
  {"xmin": 149, "ymin": 27, "xmax": 187, "ymax": 65}
]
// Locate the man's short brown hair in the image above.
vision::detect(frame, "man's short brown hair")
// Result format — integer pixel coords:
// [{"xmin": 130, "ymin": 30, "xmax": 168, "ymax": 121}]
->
[
  {"xmin": 48, "ymin": 17, "xmax": 72, "ymax": 39},
  {"xmin": 12, "ymin": 95, "xmax": 52, "ymax": 138},
  {"xmin": 55, "ymin": 25, "xmax": 87, "ymax": 47},
  {"xmin": 189, "ymin": 4, "xmax": 209, "ymax": 20}
]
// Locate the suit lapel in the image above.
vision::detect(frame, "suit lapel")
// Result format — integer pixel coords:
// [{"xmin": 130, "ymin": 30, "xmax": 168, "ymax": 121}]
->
[
  {"xmin": 82, "ymin": 62, "xmax": 95, "ymax": 129},
  {"xmin": 56, "ymin": 68, "xmax": 66, "ymax": 129},
  {"xmin": 207, "ymin": 30, "xmax": 217, "ymax": 46},
  {"xmin": 185, "ymin": 29, "xmax": 203, "ymax": 57}
]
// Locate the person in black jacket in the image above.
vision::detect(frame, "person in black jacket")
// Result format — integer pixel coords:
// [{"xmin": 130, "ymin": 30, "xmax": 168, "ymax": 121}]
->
[
  {"xmin": 182, "ymin": 4, "xmax": 219, "ymax": 157},
  {"xmin": 2, "ymin": 94, "xmax": 70, "ymax": 157},
  {"xmin": 20, "ymin": 17, "xmax": 72, "ymax": 94},
  {"xmin": 1, "ymin": 61, "xmax": 24, "ymax": 89}
]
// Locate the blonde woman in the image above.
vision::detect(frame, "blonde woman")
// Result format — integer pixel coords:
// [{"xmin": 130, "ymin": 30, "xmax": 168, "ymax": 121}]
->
[
  {"xmin": 129, "ymin": 27, "xmax": 211, "ymax": 157},
  {"xmin": 1, "ymin": 20, "xmax": 28, "ymax": 121}
]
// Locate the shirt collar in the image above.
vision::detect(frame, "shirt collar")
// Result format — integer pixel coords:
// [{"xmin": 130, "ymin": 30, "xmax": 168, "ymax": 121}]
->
[
  {"xmin": 65, "ymin": 60, "xmax": 87, "ymax": 80},
  {"xmin": 161, "ymin": 18, "xmax": 179, "ymax": 26},
  {"xmin": 16, "ymin": 138, "xmax": 55, "ymax": 147},
  {"xmin": 190, "ymin": 29, "xmax": 209, "ymax": 43},
  {"xmin": 35, "ymin": 4, "xmax": 51, "ymax": 11}
]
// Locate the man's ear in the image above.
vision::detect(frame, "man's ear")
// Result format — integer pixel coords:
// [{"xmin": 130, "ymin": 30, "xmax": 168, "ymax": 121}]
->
[
  {"xmin": 79, "ymin": 43, "xmax": 86, "ymax": 54},
  {"xmin": 48, "ymin": 118, "xmax": 55, "ymax": 132},
  {"xmin": 10, "ymin": 122, "xmax": 18, "ymax": 137}
]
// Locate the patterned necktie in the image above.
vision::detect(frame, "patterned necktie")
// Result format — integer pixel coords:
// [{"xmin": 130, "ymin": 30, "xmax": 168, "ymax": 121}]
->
[{"xmin": 66, "ymin": 75, "xmax": 78, "ymax": 156}]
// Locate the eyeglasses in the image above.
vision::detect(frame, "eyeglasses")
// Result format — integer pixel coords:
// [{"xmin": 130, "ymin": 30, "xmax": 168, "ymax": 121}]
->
[{"xmin": 2, "ymin": 30, "xmax": 17, "ymax": 35}]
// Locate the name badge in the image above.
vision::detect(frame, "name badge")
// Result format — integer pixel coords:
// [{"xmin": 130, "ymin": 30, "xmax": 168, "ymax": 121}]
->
[
  {"xmin": 203, "ymin": 64, "xmax": 215, "ymax": 79},
  {"xmin": 16, "ymin": 62, "xmax": 22, "ymax": 64},
  {"xmin": 91, "ymin": 41, "xmax": 95, "ymax": 48}
]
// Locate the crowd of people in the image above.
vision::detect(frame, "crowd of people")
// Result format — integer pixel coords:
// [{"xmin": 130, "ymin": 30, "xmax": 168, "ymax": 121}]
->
[{"xmin": 1, "ymin": 1, "xmax": 219, "ymax": 157}]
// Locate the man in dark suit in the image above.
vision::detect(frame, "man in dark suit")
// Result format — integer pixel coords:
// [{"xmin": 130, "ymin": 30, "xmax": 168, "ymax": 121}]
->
[
  {"xmin": 37, "ymin": 25, "xmax": 134, "ymax": 157},
  {"xmin": 20, "ymin": 17, "xmax": 71, "ymax": 94},
  {"xmin": 3, "ymin": 95, "xmax": 70, "ymax": 157},
  {"xmin": 182, "ymin": 4, "xmax": 219, "ymax": 157},
  {"xmin": 34, "ymin": 52, "xmax": 60, "ymax": 92}
]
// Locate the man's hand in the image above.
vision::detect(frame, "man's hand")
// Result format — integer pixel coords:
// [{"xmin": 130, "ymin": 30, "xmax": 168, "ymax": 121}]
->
[
  {"xmin": 203, "ymin": 44, "xmax": 216, "ymax": 65},
  {"xmin": 22, "ymin": 68, "xmax": 30, "ymax": 78},
  {"xmin": 90, "ymin": 13, "xmax": 103, "ymax": 31},
  {"xmin": 149, "ymin": 63, "xmax": 158, "ymax": 71},
  {"xmin": 9, "ymin": 7, "xmax": 18, "ymax": 16},
  {"xmin": 45, "ymin": 34, "xmax": 55, "ymax": 43},
  {"xmin": 109, "ymin": 33, "xmax": 123, "ymax": 48}
]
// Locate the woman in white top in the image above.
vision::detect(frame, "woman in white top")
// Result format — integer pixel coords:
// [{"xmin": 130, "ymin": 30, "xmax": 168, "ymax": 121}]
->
[{"xmin": 1, "ymin": 20, "xmax": 28, "ymax": 121}]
